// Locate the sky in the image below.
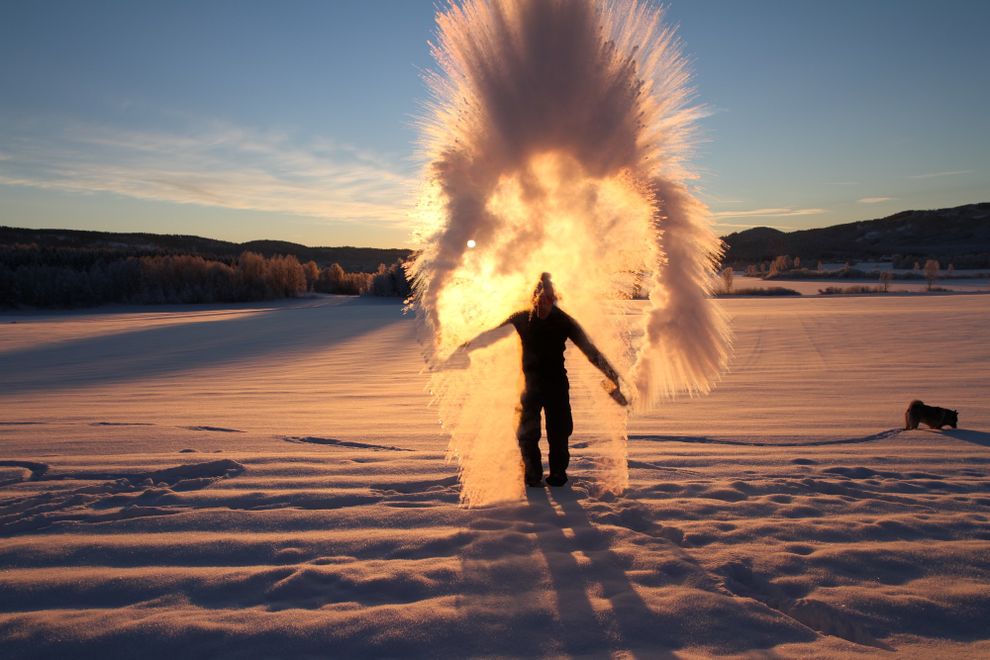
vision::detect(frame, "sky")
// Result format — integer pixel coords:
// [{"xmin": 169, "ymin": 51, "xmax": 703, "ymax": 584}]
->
[{"xmin": 0, "ymin": 0, "xmax": 987, "ymax": 248}]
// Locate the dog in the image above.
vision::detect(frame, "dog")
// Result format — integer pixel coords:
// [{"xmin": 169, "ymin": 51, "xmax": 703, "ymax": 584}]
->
[{"xmin": 905, "ymin": 400, "xmax": 958, "ymax": 430}]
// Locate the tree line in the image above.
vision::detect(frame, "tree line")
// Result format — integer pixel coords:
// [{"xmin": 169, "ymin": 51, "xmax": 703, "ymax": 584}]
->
[
  {"xmin": 0, "ymin": 244, "xmax": 410, "ymax": 308},
  {"xmin": 734, "ymin": 254, "xmax": 984, "ymax": 279},
  {"xmin": 722, "ymin": 255, "xmax": 961, "ymax": 294}
]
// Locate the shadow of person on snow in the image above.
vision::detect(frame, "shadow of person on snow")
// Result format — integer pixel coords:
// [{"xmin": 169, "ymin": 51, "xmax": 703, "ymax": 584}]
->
[
  {"xmin": 528, "ymin": 483, "xmax": 889, "ymax": 654},
  {"xmin": 524, "ymin": 486, "xmax": 679, "ymax": 657}
]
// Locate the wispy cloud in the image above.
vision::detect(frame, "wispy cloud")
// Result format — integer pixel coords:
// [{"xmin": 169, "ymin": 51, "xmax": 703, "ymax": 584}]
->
[
  {"xmin": 695, "ymin": 191, "xmax": 745, "ymax": 205},
  {"xmin": 857, "ymin": 196, "xmax": 894, "ymax": 204},
  {"xmin": 908, "ymin": 170, "xmax": 972, "ymax": 179},
  {"xmin": 711, "ymin": 207, "xmax": 827, "ymax": 220},
  {"xmin": 0, "ymin": 119, "xmax": 416, "ymax": 226},
  {"xmin": 823, "ymin": 181, "xmax": 859, "ymax": 186}
]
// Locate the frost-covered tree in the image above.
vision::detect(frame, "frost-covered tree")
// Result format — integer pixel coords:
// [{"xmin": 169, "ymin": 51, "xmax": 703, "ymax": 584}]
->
[
  {"xmin": 924, "ymin": 259, "xmax": 940, "ymax": 291},
  {"xmin": 879, "ymin": 270, "xmax": 892, "ymax": 293},
  {"xmin": 769, "ymin": 255, "xmax": 791, "ymax": 277},
  {"xmin": 303, "ymin": 260, "xmax": 319, "ymax": 291},
  {"xmin": 720, "ymin": 266, "xmax": 734, "ymax": 294}
]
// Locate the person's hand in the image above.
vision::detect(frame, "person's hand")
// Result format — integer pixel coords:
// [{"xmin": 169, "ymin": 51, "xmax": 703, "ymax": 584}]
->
[
  {"xmin": 441, "ymin": 344, "xmax": 471, "ymax": 370},
  {"xmin": 601, "ymin": 378, "xmax": 629, "ymax": 406}
]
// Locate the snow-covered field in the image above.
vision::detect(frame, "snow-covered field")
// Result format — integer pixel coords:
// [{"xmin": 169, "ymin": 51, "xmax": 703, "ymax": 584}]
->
[{"xmin": 1, "ymin": 294, "xmax": 988, "ymax": 657}]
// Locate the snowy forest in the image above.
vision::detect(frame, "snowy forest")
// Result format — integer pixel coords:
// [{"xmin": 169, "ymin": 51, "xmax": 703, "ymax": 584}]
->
[{"xmin": 0, "ymin": 244, "xmax": 410, "ymax": 307}]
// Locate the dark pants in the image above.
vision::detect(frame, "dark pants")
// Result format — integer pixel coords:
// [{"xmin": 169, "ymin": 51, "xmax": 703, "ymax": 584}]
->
[{"xmin": 516, "ymin": 378, "xmax": 573, "ymax": 482}]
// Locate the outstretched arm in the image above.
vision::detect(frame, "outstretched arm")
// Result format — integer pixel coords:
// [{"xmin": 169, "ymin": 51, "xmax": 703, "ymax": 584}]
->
[
  {"xmin": 458, "ymin": 316, "xmax": 515, "ymax": 352},
  {"xmin": 461, "ymin": 321, "xmax": 513, "ymax": 351},
  {"xmin": 568, "ymin": 322, "xmax": 620, "ymax": 382},
  {"xmin": 568, "ymin": 320, "xmax": 628, "ymax": 406},
  {"xmin": 441, "ymin": 315, "xmax": 517, "ymax": 370}
]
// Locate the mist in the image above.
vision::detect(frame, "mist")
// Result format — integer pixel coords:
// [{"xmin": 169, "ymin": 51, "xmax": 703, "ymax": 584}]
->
[{"xmin": 407, "ymin": 0, "xmax": 731, "ymax": 505}]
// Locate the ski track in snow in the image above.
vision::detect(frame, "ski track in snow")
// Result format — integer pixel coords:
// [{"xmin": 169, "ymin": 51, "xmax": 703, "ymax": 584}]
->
[{"xmin": 0, "ymin": 294, "xmax": 988, "ymax": 657}]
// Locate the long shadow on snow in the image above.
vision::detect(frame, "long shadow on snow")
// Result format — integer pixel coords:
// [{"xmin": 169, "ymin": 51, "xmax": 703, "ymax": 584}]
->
[
  {"xmin": 942, "ymin": 428, "xmax": 990, "ymax": 447},
  {"xmin": 534, "ymin": 487, "xmax": 904, "ymax": 653},
  {"xmin": 0, "ymin": 298, "xmax": 406, "ymax": 395},
  {"xmin": 526, "ymin": 487, "xmax": 679, "ymax": 656}
]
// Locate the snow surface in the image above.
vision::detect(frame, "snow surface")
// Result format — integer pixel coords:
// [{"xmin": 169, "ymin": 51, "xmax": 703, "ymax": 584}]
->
[{"xmin": 1, "ymin": 294, "xmax": 989, "ymax": 657}]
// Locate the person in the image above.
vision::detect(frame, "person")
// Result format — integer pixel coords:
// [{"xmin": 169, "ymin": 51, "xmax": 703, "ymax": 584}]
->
[{"xmin": 457, "ymin": 272, "xmax": 626, "ymax": 488}]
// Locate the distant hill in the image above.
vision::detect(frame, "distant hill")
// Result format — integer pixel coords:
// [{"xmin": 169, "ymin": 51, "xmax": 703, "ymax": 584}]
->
[
  {"xmin": 0, "ymin": 227, "xmax": 412, "ymax": 273},
  {"xmin": 7, "ymin": 201, "xmax": 989, "ymax": 273},
  {"xmin": 721, "ymin": 203, "xmax": 990, "ymax": 268}
]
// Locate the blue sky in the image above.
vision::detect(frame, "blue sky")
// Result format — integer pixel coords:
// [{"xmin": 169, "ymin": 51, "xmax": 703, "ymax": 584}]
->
[{"xmin": 1, "ymin": 0, "xmax": 987, "ymax": 248}]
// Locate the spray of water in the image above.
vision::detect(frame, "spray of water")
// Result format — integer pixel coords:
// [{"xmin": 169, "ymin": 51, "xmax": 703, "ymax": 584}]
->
[{"xmin": 407, "ymin": 0, "xmax": 731, "ymax": 506}]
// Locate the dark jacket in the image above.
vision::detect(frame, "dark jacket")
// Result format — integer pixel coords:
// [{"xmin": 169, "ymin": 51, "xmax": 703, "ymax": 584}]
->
[{"xmin": 507, "ymin": 306, "xmax": 618, "ymax": 384}]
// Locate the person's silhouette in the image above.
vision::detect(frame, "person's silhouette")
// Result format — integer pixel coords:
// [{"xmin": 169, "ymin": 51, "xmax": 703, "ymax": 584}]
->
[{"xmin": 457, "ymin": 273, "xmax": 626, "ymax": 487}]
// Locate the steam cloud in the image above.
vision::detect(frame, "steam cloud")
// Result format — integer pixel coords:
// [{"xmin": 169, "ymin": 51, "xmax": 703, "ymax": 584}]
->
[{"xmin": 407, "ymin": 0, "xmax": 731, "ymax": 505}]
